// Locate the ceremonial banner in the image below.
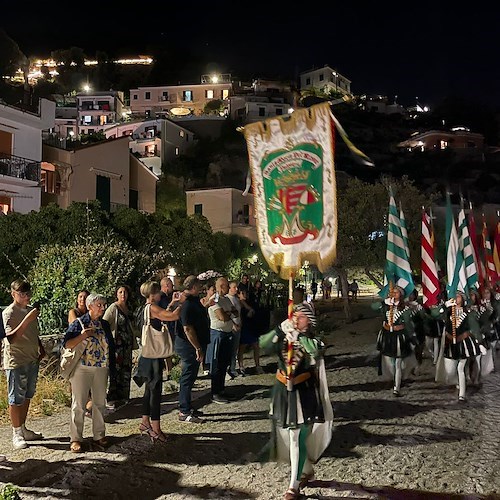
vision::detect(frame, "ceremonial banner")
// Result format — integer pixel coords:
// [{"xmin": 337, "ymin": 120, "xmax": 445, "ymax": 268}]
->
[
  {"xmin": 481, "ymin": 216, "xmax": 497, "ymax": 285},
  {"xmin": 243, "ymin": 102, "xmax": 337, "ymax": 279}
]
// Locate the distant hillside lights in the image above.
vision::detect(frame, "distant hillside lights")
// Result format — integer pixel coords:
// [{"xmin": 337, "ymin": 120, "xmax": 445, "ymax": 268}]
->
[{"xmin": 10, "ymin": 56, "xmax": 153, "ymax": 85}]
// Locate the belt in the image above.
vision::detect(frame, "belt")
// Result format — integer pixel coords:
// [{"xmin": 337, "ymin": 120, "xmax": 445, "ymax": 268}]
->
[
  {"xmin": 446, "ymin": 332, "xmax": 470, "ymax": 342},
  {"xmin": 383, "ymin": 323, "xmax": 404, "ymax": 331},
  {"xmin": 276, "ymin": 370, "xmax": 311, "ymax": 386}
]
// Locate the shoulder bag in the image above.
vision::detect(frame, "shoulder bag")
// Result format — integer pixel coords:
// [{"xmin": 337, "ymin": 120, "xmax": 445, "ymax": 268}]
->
[
  {"xmin": 141, "ymin": 303, "xmax": 174, "ymax": 359},
  {"xmin": 60, "ymin": 318, "xmax": 88, "ymax": 380}
]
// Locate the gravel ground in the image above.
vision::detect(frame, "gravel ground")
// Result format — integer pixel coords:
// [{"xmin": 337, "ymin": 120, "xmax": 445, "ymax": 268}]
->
[{"xmin": 1, "ymin": 299, "xmax": 500, "ymax": 500}]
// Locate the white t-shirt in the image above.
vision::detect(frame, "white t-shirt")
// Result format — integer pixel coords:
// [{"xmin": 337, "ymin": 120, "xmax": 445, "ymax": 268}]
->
[
  {"xmin": 226, "ymin": 293, "xmax": 241, "ymax": 328},
  {"xmin": 208, "ymin": 296, "xmax": 234, "ymax": 332}
]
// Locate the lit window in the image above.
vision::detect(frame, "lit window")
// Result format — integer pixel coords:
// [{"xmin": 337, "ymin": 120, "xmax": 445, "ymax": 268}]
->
[
  {"xmin": 84, "ymin": 115, "xmax": 92, "ymax": 123},
  {"xmin": 206, "ymin": 90, "xmax": 214, "ymax": 99},
  {"xmin": 183, "ymin": 90, "xmax": 193, "ymax": 102},
  {"xmin": 175, "ymin": 147, "xmax": 179, "ymax": 156},
  {"xmin": 180, "ymin": 130, "xmax": 185, "ymax": 137},
  {"xmin": 440, "ymin": 140, "xmax": 448, "ymax": 149},
  {"xmin": 222, "ymin": 89, "xmax": 229, "ymax": 99}
]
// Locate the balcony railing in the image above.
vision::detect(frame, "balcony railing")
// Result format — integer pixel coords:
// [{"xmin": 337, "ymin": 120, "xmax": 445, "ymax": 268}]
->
[{"xmin": 0, "ymin": 152, "xmax": 41, "ymax": 182}]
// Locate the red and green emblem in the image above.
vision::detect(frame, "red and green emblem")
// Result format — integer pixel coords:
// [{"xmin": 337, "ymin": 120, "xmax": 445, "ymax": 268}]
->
[{"xmin": 263, "ymin": 144, "xmax": 323, "ymax": 244}]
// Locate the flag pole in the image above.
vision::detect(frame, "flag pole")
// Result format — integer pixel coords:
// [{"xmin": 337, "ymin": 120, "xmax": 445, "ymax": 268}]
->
[{"xmin": 287, "ymin": 272, "xmax": 295, "ymax": 391}]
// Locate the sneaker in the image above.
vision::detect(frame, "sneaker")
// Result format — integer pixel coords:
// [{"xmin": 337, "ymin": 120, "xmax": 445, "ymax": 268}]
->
[
  {"xmin": 179, "ymin": 412, "xmax": 203, "ymax": 423},
  {"xmin": 212, "ymin": 394, "xmax": 230, "ymax": 404},
  {"xmin": 190, "ymin": 408, "xmax": 204, "ymax": 417},
  {"xmin": 227, "ymin": 370, "xmax": 237, "ymax": 380},
  {"xmin": 106, "ymin": 401, "xmax": 116, "ymax": 411},
  {"xmin": 12, "ymin": 434, "xmax": 27, "ymax": 450},
  {"xmin": 255, "ymin": 366, "xmax": 264, "ymax": 375},
  {"xmin": 23, "ymin": 427, "xmax": 43, "ymax": 441}
]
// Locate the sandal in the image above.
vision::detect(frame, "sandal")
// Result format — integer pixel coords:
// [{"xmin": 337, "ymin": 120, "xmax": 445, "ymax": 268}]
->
[
  {"xmin": 139, "ymin": 423, "xmax": 152, "ymax": 435},
  {"xmin": 283, "ymin": 487, "xmax": 299, "ymax": 500},
  {"xmin": 70, "ymin": 441, "xmax": 82, "ymax": 453},
  {"xmin": 148, "ymin": 430, "xmax": 167, "ymax": 444}
]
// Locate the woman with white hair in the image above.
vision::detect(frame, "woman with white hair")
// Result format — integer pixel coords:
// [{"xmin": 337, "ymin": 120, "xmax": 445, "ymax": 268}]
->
[
  {"xmin": 259, "ymin": 303, "xmax": 333, "ymax": 500},
  {"xmin": 375, "ymin": 286, "xmax": 418, "ymax": 397},
  {"xmin": 63, "ymin": 292, "xmax": 115, "ymax": 453}
]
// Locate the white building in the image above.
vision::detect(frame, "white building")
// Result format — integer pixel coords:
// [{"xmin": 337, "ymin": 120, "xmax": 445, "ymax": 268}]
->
[
  {"xmin": 299, "ymin": 65, "xmax": 351, "ymax": 96},
  {"xmin": 0, "ymin": 98, "xmax": 55, "ymax": 214}
]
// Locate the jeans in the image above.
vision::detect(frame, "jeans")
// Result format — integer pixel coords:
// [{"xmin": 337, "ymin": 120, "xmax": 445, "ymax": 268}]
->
[
  {"xmin": 175, "ymin": 336, "xmax": 200, "ymax": 414},
  {"xmin": 6, "ymin": 361, "xmax": 39, "ymax": 405},
  {"xmin": 209, "ymin": 329, "xmax": 233, "ymax": 396}
]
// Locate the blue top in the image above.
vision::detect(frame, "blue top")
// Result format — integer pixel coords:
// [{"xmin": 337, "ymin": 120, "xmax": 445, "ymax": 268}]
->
[{"xmin": 63, "ymin": 312, "xmax": 116, "ymax": 372}]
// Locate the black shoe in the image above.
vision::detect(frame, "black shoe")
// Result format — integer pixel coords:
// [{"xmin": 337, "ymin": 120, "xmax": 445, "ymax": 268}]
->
[
  {"xmin": 227, "ymin": 370, "xmax": 237, "ymax": 380},
  {"xmin": 212, "ymin": 394, "xmax": 230, "ymax": 404},
  {"xmin": 190, "ymin": 408, "xmax": 204, "ymax": 417}
]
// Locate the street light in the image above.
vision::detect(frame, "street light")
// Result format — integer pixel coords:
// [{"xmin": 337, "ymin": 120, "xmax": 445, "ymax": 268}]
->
[{"xmin": 332, "ymin": 71, "xmax": 338, "ymax": 93}]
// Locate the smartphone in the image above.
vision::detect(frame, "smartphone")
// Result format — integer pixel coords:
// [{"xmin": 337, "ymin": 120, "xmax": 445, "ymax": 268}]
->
[
  {"xmin": 32, "ymin": 301, "xmax": 41, "ymax": 310},
  {"xmin": 173, "ymin": 291, "xmax": 181, "ymax": 301},
  {"xmin": 214, "ymin": 292, "xmax": 220, "ymax": 302}
]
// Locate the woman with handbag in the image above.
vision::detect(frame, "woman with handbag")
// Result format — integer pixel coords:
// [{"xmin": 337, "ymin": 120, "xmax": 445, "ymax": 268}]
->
[
  {"xmin": 103, "ymin": 285, "xmax": 135, "ymax": 410},
  {"xmin": 63, "ymin": 293, "xmax": 116, "ymax": 453},
  {"xmin": 133, "ymin": 281, "xmax": 181, "ymax": 444}
]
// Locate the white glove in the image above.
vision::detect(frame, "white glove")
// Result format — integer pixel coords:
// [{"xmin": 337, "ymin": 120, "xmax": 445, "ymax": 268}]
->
[{"xmin": 480, "ymin": 345, "xmax": 487, "ymax": 355}]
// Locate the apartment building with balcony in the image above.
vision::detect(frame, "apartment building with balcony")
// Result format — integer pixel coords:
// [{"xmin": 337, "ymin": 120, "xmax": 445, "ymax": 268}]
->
[
  {"xmin": 129, "ymin": 75, "xmax": 232, "ymax": 118},
  {"xmin": 397, "ymin": 127, "xmax": 485, "ymax": 154},
  {"xmin": 42, "ymin": 135, "xmax": 158, "ymax": 213},
  {"xmin": 299, "ymin": 64, "xmax": 351, "ymax": 96},
  {"xmin": 77, "ymin": 90, "xmax": 125, "ymax": 135},
  {"xmin": 186, "ymin": 187, "xmax": 257, "ymax": 242},
  {"xmin": 229, "ymin": 78, "xmax": 296, "ymax": 124},
  {"xmin": 0, "ymin": 98, "xmax": 55, "ymax": 214}
]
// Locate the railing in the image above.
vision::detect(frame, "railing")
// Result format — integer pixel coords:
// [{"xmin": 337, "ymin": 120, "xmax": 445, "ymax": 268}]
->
[{"xmin": 0, "ymin": 152, "xmax": 41, "ymax": 182}]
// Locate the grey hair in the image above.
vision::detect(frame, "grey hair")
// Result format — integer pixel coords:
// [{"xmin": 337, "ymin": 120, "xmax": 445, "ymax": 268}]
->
[{"xmin": 85, "ymin": 293, "xmax": 106, "ymax": 309}]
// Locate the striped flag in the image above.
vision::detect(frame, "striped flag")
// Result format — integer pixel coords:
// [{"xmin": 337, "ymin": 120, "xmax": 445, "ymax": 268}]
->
[
  {"xmin": 482, "ymin": 216, "xmax": 497, "ymax": 285},
  {"xmin": 445, "ymin": 193, "xmax": 467, "ymax": 299},
  {"xmin": 468, "ymin": 208, "xmax": 485, "ymax": 288},
  {"xmin": 493, "ymin": 219, "xmax": 500, "ymax": 278},
  {"xmin": 380, "ymin": 188, "xmax": 415, "ymax": 297},
  {"xmin": 421, "ymin": 209, "xmax": 439, "ymax": 306},
  {"xmin": 458, "ymin": 207, "xmax": 479, "ymax": 293},
  {"xmin": 399, "ymin": 202, "xmax": 410, "ymax": 259}
]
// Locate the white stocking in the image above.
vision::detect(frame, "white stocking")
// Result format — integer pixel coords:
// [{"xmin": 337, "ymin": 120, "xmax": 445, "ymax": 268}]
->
[
  {"xmin": 458, "ymin": 359, "xmax": 467, "ymax": 399},
  {"xmin": 394, "ymin": 358, "xmax": 402, "ymax": 391},
  {"xmin": 433, "ymin": 338, "xmax": 440, "ymax": 364},
  {"xmin": 288, "ymin": 428, "xmax": 301, "ymax": 491}
]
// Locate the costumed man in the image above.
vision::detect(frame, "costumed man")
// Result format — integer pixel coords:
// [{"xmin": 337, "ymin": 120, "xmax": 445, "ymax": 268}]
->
[
  {"xmin": 406, "ymin": 289, "xmax": 426, "ymax": 373},
  {"xmin": 259, "ymin": 303, "xmax": 333, "ymax": 500},
  {"xmin": 374, "ymin": 285, "xmax": 417, "ymax": 397},
  {"xmin": 434, "ymin": 291, "xmax": 482, "ymax": 402}
]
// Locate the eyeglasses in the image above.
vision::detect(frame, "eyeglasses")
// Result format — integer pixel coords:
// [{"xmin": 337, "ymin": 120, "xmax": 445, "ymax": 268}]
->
[{"xmin": 14, "ymin": 291, "xmax": 31, "ymax": 297}]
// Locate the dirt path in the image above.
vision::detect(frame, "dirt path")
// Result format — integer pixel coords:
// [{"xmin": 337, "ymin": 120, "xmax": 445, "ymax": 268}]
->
[{"xmin": 1, "ymin": 299, "xmax": 500, "ymax": 499}]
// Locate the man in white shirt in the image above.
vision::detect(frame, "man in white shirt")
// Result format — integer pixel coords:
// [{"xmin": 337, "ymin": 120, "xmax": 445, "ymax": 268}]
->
[
  {"xmin": 207, "ymin": 277, "xmax": 238, "ymax": 404},
  {"xmin": 226, "ymin": 281, "xmax": 241, "ymax": 379}
]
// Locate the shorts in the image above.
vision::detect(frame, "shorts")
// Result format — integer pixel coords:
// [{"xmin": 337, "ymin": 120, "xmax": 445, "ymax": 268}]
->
[{"xmin": 6, "ymin": 361, "xmax": 39, "ymax": 405}]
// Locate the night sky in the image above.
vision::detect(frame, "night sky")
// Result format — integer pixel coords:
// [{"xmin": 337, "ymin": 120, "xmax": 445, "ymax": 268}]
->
[{"xmin": 3, "ymin": 2, "xmax": 499, "ymax": 108}]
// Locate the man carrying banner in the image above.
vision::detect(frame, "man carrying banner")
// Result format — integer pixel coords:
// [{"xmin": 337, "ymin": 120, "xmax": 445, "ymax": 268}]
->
[{"xmin": 259, "ymin": 303, "xmax": 333, "ymax": 500}]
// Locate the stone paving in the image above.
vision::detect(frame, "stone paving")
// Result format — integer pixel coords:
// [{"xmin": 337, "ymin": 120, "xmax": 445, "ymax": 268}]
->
[{"xmin": 1, "ymin": 303, "xmax": 500, "ymax": 499}]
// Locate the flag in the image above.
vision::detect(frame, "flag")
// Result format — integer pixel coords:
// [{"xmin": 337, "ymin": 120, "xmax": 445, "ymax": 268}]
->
[
  {"xmin": 482, "ymin": 216, "xmax": 497, "ymax": 286},
  {"xmin": 493, "ymin": 218, "xmax": 500, "ymax": 279},
  {"xmin": 399, "ymin": 202, "xmax": 410, "ymax": 259},
  {"xmin": 380, "ymin": 188, "xmax": 415, "ymax": 298},
  {"xmin": 421, "ymin": 209, "xmax": 439, "ymax": 306},
  {"xmin": 457, "ymin": 207, "xmax": 478, "ymax": 293},
  {"xmin": 445, "ymin": 193, "xmax": 467, "ymax": 299},
  {"xmin": 468, "ymin": 208, "xmax": 485, "ymax": 288}
]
